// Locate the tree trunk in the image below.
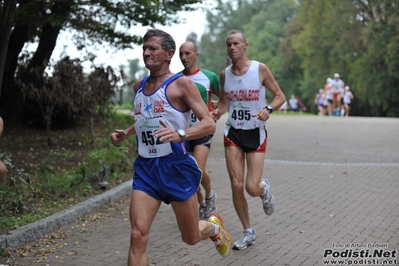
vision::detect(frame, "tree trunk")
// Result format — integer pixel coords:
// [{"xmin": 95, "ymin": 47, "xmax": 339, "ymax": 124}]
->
[
  {"xmin": 119, "ymin": 89, "xmax": 123, "ymax": 105},
  {"xmin": 1, "ymin": 0, "xmax": 72, "ymax": 121},
  {"xmin": 0, "ymin": 4, "xmax": 30, "ymax": 119},
  {"xmin": 89, "ymin": 116, "xmax": 94, "ymax": 144},
  {"xmin": 0, "ymin": 0, "xmax": 17, "ymax": 96},
  {"xmin": 45, "ymin": 112, "xmax": 52, "ymax": 146},
  {"xmin": 27, "ymin": 23, "xmax": 64, "ymax": 81}
]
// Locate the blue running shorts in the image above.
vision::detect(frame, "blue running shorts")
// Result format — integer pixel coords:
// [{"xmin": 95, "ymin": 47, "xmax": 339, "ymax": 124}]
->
[{"xmin": 132, "ymin": 154, "xmax": 202, "ymax": 204}]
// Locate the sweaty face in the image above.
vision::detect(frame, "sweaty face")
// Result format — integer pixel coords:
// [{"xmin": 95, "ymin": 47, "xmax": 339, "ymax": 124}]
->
[
  {"xmin": 226, "ymin": 33, "xmax": 247, "ymax": 60},
  {"xmin": 179, "ymin": 43, "xmax": 198, "ymax": 70},
  {"xmin": 142, "ymin": 36, "xmax": 169, "ymax": 69}
]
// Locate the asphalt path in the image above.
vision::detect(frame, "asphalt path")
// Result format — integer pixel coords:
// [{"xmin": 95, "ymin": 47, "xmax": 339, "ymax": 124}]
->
[{"xmin": 2, "ymin": 114, "xmax": 399, "ymax": 266}]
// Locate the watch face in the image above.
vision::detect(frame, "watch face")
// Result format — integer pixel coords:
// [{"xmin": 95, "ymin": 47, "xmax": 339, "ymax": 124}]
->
[{"xmin": 177, "ymin": 129, "xmax": 186, "ymax": 137}]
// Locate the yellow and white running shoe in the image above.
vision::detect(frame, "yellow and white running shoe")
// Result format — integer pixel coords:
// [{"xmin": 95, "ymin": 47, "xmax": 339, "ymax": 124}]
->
[{"xmin": 209, "ymin": 213, "xmax": 232, "ymax": 257}]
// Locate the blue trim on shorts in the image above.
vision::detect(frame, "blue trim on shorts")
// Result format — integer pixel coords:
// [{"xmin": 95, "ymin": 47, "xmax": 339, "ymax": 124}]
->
[{"xmin": 132, "ymin": 154, "xmax": 202, "ymax": 204}]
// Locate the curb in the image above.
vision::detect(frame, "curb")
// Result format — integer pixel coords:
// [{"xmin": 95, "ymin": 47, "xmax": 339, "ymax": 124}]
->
[{"xmin": 0, "ymin": 180, "xmax": 132, "ymax": 249}]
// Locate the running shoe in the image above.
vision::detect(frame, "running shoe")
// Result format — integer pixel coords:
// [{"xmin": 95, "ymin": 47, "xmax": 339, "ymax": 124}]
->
[
  {"xmin": 205, "ymin": 191, "xmax": 217, "ymax": 218},
  {"xmin": 232, "ymin": 230, "xmax": 256, "ymax": 250},
  {"xmin": 208, "ymin": 213, "xmax": 232, "ymax": 257},
  {"xmin": 261, "ymin": 179, "xmax": 275, "ymax": 215},
  {"xmin": 199, "ymin": 205, "xmax": 207, "ymax": 220}
]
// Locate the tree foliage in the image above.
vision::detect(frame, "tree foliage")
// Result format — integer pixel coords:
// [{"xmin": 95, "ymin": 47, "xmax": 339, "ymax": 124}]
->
[
  {"xmin": 198, "ymin": 0, "xmax": 298, "ymax": 102},
  {"xmin": 114, "ymin": 59, "xmax": 149, "ymax": 106},
  {"xmin": 289, "ymin": 0, "xmax": 399, "ymax": 116},
  {"xmin": 1, "ymin": 0, "xmax": 397, "ymax": 118},
  {"xmin": 243, "ymin": 0, "xmax": 297, "ymax": 103},
  {"xmin": 0, "ymin": 0, "xmax": 203, "ymax": 120},
  {"xmin": 16, "ymin": 56, "xmax": 118, "ymax": 145},
  {"xmin": 197, "ymin": 0, "xmax": 270, "ymax": 74},
  {"xmin": 196, "ymin": 0, "xmax": 399, "ymax": 117}
]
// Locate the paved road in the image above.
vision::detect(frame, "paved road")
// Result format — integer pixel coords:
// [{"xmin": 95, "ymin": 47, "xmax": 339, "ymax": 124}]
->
[{"xmin": 2, "ymin": 115, "xmax": 399, "ymax": 266}]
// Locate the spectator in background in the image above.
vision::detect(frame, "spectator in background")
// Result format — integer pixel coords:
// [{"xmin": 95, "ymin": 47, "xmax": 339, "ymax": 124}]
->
[
  {"xmin": 289, "ymin": 95, "xmax": 298, "ymax": 112},
  {"xmin": 0, "ymin": 117, "xmax": 6, "ymax": 185},
  {"xmin": 343, "ymin": 85, "xmax": 354, "ymax": 117},
  {"xmin": 279, "ymin": 101, "xmax": 288, "ymax": 113},
  {"xmin": 297, "ymin": 97, "xmax": 307, "ymax": 112},
  {"xmin": 314, "ymin": 88, "xmax": 326, "ymax": 116}
]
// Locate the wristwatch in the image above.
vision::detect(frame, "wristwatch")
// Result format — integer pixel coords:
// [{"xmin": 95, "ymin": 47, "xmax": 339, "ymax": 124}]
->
[
  {"xmin": 176, "ymin": 129, "xmax": 186, "ymax": 142},
  {"xmin": 265, "ymin": 105, "xmax": 273, "ymax": 113}
]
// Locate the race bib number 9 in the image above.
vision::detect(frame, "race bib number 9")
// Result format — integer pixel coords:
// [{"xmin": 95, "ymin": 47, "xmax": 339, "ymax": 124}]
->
[
  {"xmin": 135, "ymin": 118, "xmax": 172, "ymax": 158},
  {"xmin": 189, "ymin": 111, "xmax": 199, "ymax": 127}
]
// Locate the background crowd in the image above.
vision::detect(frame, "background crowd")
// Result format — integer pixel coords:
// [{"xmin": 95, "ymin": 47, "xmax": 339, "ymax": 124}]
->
[
  {"xmin": 314, "ymin": 73, "xmax": 354, "ymax": 117},
  {"xmin": 280, "ymin": 73, "xmax": 355, "ymax": 117}
]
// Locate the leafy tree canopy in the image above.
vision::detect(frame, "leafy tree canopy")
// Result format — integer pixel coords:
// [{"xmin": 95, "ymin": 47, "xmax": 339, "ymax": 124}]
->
[
  {"xmin": 197, "ymin": 0, "xmax": 399, "ymax": 116},
  {"xmin": 0, "ymin": 0, "xmax": 204, "ymax": 120},
  {"xmin": 290, "ymin": 0, "xmax": 399, "ymax": 116}
]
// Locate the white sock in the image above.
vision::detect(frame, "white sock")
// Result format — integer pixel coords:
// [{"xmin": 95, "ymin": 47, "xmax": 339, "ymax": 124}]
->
[
  {"xmin": 244, "ymin": 228, "xmax": 254, "ymax": 234},
  {"xmin": 211, "ymin": 224, "xmax": 219, "ymax": 237},
  {"xmin": 261, "ymin": 184, "xmax": 267, "ymax": 197}
]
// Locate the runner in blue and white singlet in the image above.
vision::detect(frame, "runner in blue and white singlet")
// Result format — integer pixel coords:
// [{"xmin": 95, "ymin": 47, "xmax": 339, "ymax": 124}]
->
[
  {"xmin": 110, "ymin": 30, "xmax": 231, "ymax": 263},
  {"xmin": 134, "ymin": 74, "xmax": 190, "ymax": 158},
  {"xmin": 131, "ymin": 74, "xmax": 206, "ymax": 206}
]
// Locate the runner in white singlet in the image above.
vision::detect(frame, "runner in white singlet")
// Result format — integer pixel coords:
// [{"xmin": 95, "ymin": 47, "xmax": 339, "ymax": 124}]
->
[
  {"xmin": 324, "ymin": 78, "xmax": 333, "ymax": 115},
  {"xmin": 212, "ymin": 30, "xmax": 286, "ymax": 251},
  {"xmin": 343, "ymin": 85, "xmax": 354, "ymax": 117},
  {"xmin": 330, "ymin": 73, "xmax": 345, "ymax": 114}
]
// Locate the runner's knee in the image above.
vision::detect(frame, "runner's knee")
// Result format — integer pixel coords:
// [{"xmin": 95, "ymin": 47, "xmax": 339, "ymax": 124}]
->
[
  {"xmin": 245, "ymin": 183, "xmax": 260, "ymax": 197},
  {"xmin": 181, "ymin": 232, "xmax": 199, "ymax": 245}
]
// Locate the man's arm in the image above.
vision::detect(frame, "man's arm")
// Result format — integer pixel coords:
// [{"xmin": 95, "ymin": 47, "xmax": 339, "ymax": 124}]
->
[
  {"xmin": 180, "ymin": 77, "xmax": 216, "ymax": 139},
  {"xmin": 153, "ymin": 77, "xmax": 215, "ymax": 144},
  {"xmin": 259, "ymin": 63, "xmax": 286, "ymax": 111}
]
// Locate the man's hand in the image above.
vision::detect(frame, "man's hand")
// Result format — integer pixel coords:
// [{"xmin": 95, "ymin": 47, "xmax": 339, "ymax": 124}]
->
[
  {"xmin": 153, "ymin": 120, "xmax": 181, "ymax": 143},
  {"xmin": 110, "ymin": 129, "xmax": 127, "ymax": 147},
  {"xmin": 211, "ymin": 100, "xmax": 218, "ymax": 109},
  {"xmin": 211, "ymin": 109, "xmax": 223, "ymax": 122},
  {"xmin": 253, "ymin": 108, "xmax": 271, "ymax": 121}
]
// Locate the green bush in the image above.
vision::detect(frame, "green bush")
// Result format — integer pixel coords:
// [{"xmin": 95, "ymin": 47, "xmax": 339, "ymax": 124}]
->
[{"xmin": 0, "ymin": 112, "xmax": 136, "ymax": 234}]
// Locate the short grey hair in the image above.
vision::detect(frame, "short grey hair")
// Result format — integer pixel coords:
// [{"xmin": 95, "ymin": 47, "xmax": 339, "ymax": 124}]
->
[
  {"xmin": 143, "ymin": 29, "xmax": 176, "ymax": 52},
  {"xmin": 227, "ymin": 30, "xmax": 247, "ymax": 42}
]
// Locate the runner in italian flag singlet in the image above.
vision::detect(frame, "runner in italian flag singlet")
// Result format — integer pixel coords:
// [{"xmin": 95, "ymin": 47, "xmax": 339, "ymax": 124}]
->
[{"xmin": 182, "ymin": 68, "xmax": 221, "ymax": 126}]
